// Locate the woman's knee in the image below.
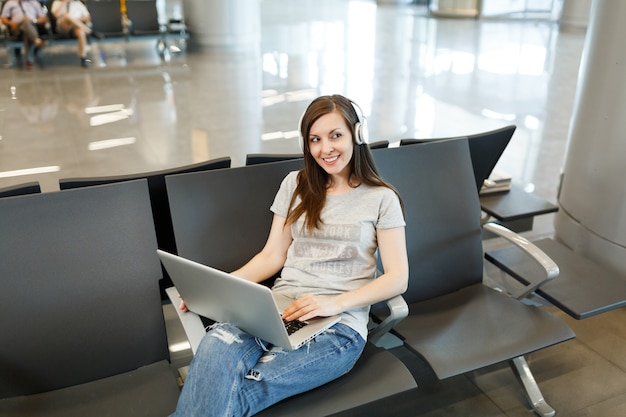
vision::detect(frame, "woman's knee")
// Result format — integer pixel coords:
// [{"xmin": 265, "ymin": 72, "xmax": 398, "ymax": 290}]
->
[{"xmin": 196, "ymin": 323, "xmax": 258, "ymax": 356}]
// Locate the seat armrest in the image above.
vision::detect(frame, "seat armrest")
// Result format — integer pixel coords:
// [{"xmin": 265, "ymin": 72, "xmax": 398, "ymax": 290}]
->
[
  {"xmin": 166, "ymin": 286, "xmax": 206, "ymax": 354},
  {"xmin": 482, "ymin": 222, "xmax": 559, "ymax": 300},
  {"xmin": 368, "ymin": 295, "xmax": 409, "ymax": 344}
]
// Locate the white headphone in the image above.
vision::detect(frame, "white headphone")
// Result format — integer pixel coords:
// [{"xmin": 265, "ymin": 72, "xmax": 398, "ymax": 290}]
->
[
  {"xmin": 299, "ymin": 99, "xmax": 369, "ymax": 151},
  {"xmin": 349, "ymin": 100, "xmax": 370, "ymax": 145}
]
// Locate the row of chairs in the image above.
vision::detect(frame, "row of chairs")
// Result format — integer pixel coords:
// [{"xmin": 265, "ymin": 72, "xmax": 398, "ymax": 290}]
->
[
  {"xmin": 0, "ymin": 132, "xmax": 575, "ymax": 416},
  {"xmin": 0, "ymin": 0, "xmax": 180, "ymax": 39},
  {"xmin": 85, "ymin": 0, "xmax": 186, "ymax": 40},
  {"xmin": 0, "ymin": 125, "xmax": 512, "ymax": 300},
  {"xmin": 0, "ymin": 0, "xmax": 186, "ymax": 66}
]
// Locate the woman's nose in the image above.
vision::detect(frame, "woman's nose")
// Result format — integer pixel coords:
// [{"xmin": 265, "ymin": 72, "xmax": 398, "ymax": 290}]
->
[{"xmin": 322, "ymin": 139, "xmax": 334, "ymax": 153}]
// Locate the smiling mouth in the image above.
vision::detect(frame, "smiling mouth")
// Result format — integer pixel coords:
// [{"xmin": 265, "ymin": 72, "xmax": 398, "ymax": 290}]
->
[{"xmin": 323, "ymin": 155, "xmax": 339, "ymax": 163}]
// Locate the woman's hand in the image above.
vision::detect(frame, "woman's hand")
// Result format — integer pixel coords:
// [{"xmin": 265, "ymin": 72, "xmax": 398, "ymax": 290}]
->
[
  {"xmin": 282, "ymin": 295, "xmax": 341, "ymax": 322},
  {"xmin": 178, "ymin": 295, "xmax": 189, "ymax": 312}
]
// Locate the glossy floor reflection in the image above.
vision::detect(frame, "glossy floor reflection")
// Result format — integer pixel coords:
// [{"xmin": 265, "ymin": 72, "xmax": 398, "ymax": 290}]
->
[
  {"xmin": 2, "ymin": 0, "xmax": 626, "ymax": 416},
  {"xmin": 1, "ymin": 0, "xmax": 578, "ymax": 202}
]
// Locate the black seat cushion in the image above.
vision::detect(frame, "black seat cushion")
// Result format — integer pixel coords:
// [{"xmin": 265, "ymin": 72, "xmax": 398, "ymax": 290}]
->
[
  {"xmin": 0, "ymin": 361, "xmax": 179, "ymax": 417},
  {"xmin": 394, "ymin": 284, "xmax": 575, "ymax": 379},
  {"xmin": 256, "ymin": 344, "xmax": 416, "ymax": 417}
]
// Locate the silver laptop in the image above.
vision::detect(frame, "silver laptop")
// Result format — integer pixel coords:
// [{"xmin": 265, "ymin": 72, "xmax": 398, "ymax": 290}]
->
[{"xmin": 157, "ymin": 250, "xmax": 340, "ymax": 350}]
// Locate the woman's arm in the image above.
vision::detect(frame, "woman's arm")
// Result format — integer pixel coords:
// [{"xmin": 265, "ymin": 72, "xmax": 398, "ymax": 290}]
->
[{"xmin": 282, "ymin": 226, "xmax": 409, "ymax": 322}]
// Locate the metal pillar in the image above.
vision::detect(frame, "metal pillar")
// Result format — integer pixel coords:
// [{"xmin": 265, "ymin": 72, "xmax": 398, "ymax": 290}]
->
[{"xmin": 554, "ymin": 0, "xmax": 626, "ymax": 275}]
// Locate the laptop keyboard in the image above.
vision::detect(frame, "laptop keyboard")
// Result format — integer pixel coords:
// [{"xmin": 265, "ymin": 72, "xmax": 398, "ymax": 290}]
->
[{"xmin": 282, "ymin": 318, "xmax": 308, "ymax": 335}]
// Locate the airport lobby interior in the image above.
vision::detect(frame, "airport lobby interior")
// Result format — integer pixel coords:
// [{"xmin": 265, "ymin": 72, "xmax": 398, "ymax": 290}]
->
[{"xmin": 1, "ymin": 0, "xmax": 625, "ymax": 416}]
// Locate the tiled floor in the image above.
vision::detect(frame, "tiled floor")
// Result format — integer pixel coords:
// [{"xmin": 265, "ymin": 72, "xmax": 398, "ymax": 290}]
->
[{"xmin": 2, "ymin": 0, "xmax": 625, "ymax": 415}]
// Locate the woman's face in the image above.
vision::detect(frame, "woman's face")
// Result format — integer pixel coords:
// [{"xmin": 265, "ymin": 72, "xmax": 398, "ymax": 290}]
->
[{"xmin": 307, "ymin": 110, "xmax": 354, "ymax": 180}]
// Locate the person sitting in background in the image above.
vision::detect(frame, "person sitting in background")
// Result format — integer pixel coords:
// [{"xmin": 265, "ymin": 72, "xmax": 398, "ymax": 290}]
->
[
  {"xmin": 0, "ymin": 0, "xmax": 48, "ymax": 69},
  {"xmin": 51, "ymin": 0, "xmax": 94, "ymax": 68}
]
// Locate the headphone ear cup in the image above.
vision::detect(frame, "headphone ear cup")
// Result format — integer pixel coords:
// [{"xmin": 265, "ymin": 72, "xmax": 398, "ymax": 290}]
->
[
  {"xmin": 355, "ymin": 120, "xmax": 369, "ymax": 145},
  {"xmin": 350, "ymin": 101, "xmax": 369, "ymax": 145},
  {"xmin": 354, "ymin": 122, "xmax": 364, "ymax": 145}
]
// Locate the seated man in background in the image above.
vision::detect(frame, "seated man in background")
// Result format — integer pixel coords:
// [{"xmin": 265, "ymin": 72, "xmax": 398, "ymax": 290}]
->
[
  {"xmin": 51, "ymin": 0, "xmax": 94, "ymax": 68},
  {"xmin": 1, "ymin": 0, "xmax": 48, "ymax": 68}
]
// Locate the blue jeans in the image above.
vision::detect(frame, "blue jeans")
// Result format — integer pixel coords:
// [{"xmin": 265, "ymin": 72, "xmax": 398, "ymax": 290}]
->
[{"xmin": 170, "ymin": 322, "xmax": 365, "ymax": 417}]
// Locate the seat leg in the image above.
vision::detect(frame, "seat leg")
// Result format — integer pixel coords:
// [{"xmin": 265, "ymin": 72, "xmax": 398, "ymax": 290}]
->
[{"xmin": 509, "ymin": 356, "xmax": 555, "ymax": 417}]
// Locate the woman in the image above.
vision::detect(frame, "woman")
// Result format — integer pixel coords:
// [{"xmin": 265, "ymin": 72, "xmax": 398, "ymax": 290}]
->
[{"xmin": 172, "ymin": 94, "xmax": 408, "ymax": 417}]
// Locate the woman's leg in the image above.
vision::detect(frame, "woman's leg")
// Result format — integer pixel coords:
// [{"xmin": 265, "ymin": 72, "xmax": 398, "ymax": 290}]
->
[
  {"xmin": 239, "ymin": 323, "xmax": 365, "ymax": 416},
  {"xmin": 170, "ymin": 323, "xmax": 266, "ymax": 417},
  {"xmin": 170, "ymin": 323, "xmax": 365, "ymax": 417}
]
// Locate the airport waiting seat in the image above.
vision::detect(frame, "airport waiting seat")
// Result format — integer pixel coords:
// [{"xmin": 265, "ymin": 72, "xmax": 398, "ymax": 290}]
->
[
  {"xmin": 0, "ymin": 180, "xmax": 179, "ymax": 416},
  {"xmin": 370, "ymin": 140, "xmax": 575, "ymax": 417},
  {"xmin": 243, "ymin": 141, "xmax": 387, "ymax": 167},
  {"xmin": 59, "ymin": 156, "xmax": 231, "ymax": 298},
  {"xmin": 486, "ymin": 237, "xmax": 626, "ymax": 320},
  {"xmin": 86, "ymin": 0, "xmax": 125, "ymax": 37},
  {"xmin": 368, "ymin": 140, "xmax": 389, "ymax": 149},
  {"xmin": 400, "ymin": 125, "xmax": 516, "ymax": 192},
  {"xmin": 123, "ymin": 0, "xmax": 189, "ymax": 56},
  {"xmin": 164, "ymin": 158, "xmax": 417, "ymax": 417},
  {"xmin": 0, "ymin": 181, "xmax": 41, "ymax": 198},
  {"xmin": 125, "ymin": 0, "xmax": 160, "ymax": 36},
  {"xmin": 401, "ymin": 126, "xmax": 560, "ymax": 235},
  {"xmin": 244, "ymin": 144, "xmax": 387, "ymax": 167},
  {"xmin": 245, "ymin": 152, "xmax": 302, "ymax": 166}
]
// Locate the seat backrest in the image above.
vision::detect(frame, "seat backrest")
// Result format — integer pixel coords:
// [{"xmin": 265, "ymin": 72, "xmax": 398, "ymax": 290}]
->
[
  {"xmin": 0, "ymin": 181, "xmax": 41, "ymax": 198},
  {"xmin": 368, "ymin": 140, "xmax": 389, "ymax": 149},
  {"xmin": 125, "ymin": 0, "xmax": 160, "ymax": 34},
  {"xmin": 86, "ymin": 0, "xmax": 124, "ymax": 36},
  {"xmin": 465, "ymin": 125, "xmax": 516, "ymax": 191},
  {"xmin": 59, "ymin": 157, "xmax": 231, "ymax": 298},
  {"xmin": 166, "ymin": 159, "xmax": 304, "ymax": 272},
  {"xmin": 59, "ymin": 157, "xmax": 231, "ymax": 255},
  {"xmin": 245, "ymin": 153, "xmax": 302, "ymax": 166},
  {"xmin": 400, "ymin": 125, "xmax": 515, "ymax": 192},
  {"xmin": 372, "ymin": 139, "xmax": 484, "ymax": 303},
  {"xmin": 0, "ymin": 180, "xmax": 167, "ymax": 398}
]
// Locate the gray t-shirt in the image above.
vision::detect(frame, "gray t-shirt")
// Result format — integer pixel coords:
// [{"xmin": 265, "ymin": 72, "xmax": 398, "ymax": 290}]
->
[{"xmin": 270, "ymin": 171, "xmax": 405, "ymax": 340}]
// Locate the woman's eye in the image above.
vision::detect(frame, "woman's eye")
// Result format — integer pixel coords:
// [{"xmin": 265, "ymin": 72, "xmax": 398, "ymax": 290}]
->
[{"xmin": 310, "ymin": 137, "xmax": 320, "ymax": 143}]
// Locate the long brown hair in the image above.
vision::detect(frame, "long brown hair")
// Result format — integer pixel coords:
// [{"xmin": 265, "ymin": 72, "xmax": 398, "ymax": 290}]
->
[{"xmin": 286, "ymin": 95, "xmax": 403, "ymax": 233}]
